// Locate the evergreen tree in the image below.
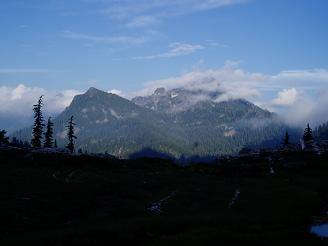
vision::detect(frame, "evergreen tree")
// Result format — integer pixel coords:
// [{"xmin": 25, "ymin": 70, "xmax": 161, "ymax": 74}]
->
[
  {"xmin": 11, "ymin": 137, "xmax": 19, "ymax": 146},
  {"xmin": 44, "ymin": 117, "xmax": 54, "ymax": 148},
  {"xmin": 31, "ymin": 96, "xmax": 45, "ymax": 148},
  {"xmin": 0, "ymin": 129, "xmax": 9, "ymax": 145},
  {"xmin": 23, "ymin": 141, "xmax": 31, "ymax": 148},
  {"xmin": 54, "ymin": 139, "xmax": 58, "ymax": 148},
  {"xmin": 283, "ymin": 131, "xmax": 290, "ymax": 147},
  {"xmin": 303, "ymin": 123, "xmax": 314, "ymax": 150},
  {"xmin": 65, "ymin": 116, "xmax": 77, "ymax": 153},
  {"xmin": 9, "ymin": 137, "xmax": 30, "ymax": 148}
]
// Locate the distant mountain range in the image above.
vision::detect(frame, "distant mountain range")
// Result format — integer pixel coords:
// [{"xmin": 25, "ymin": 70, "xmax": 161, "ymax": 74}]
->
[
  {"xmin": 13, "ymin": 87, "xmax": 297, "ymax": 158},
  {"xmin": 0, "ymin": 115, "xmax": 33, "ymax": 134}
]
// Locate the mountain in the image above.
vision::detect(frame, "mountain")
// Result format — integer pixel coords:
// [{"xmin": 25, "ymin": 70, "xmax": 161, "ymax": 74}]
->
[
  {"xmin": 132, "ymin": 87, "xmax": 221, "ymax": 114},
  {"xmin": 13, "ymin": 88, "xmax": 189, "ymax": 157},
  {"xmin": 132, "ymin": 88, "xmax": 291, "ymax": 155},
  {"xmin": 132, "ymin": 87, "xmax": 273, "ymax": 126},
  {"xmin": 13, "ymin": 87, "xmax": 292, "ymax": 158},
  {"xmin": 0, "ymin": 114, "xmax": 32, "ymax": 134}
]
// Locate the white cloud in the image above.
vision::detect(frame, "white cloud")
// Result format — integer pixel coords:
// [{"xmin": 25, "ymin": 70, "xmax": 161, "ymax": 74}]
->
[
  {"xmin": 193, "ymin": 0, "xmax": 247, "ymax": 10},
  {"xmin": 0, "ymin": 84, "xmax": 81, "ymax": 117},
  {"xmin": 133, "ymin": 42, "xmax": 204, "ymax": 60},
  {"xmin": 61, "ymin": 30, "xmax": 148, "ymax": 45},
  {"xmin": 272, "ymin": 88, "xmax": 300, "ymax": 106},
  {"xmin": 49, "ymin": 90, "xmax": 81, "ymax": 113},
  {"xmin": 99, "ymin": 0, "xmax": 248, "ymax": 27},
  {"xmin": 277, "ymin": 92, "xmax": 328, "ymax": 127},
  {"xmin": 127, "ymin": 15, "xmax": 160, "ymax": 28},
  {"xmin": 108, "ymin": 89, "xmax": 124, "ymax": 97},
  {"xmin": 192, "ymin": 59, "xmax": 206, "ymax": 70},
  {"xmin": 205, "ymin": 39, "xmax": 228, "ymax": 48},
  {"xmin": 131, "ymin": 61, "xmax": 264, "ymax": 98},
  {"xmin": 215, "ymin": 87, "xmax": 260, "ymax": 102},
  {"xmin": 273, "ymin": 69, "xmax": 328, "ymax": 82}
]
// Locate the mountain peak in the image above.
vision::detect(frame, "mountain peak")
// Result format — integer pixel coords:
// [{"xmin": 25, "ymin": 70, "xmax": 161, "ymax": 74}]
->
[
  {"xmin": 86, "ymin": 87, "xmax": 104, "ymax": 93},
  {"xmin": 85, "ymin": 87, "xmax": 108, "ymax": 97},
  {"xmin": 154, "ymin": 87, "xmax": 166, "ymax": 95}
]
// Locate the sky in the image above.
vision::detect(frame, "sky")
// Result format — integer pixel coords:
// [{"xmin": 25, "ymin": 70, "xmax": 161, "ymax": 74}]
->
[{"xmin": 0, "ymin": 0, "xmax": 328, "ymax": 130}]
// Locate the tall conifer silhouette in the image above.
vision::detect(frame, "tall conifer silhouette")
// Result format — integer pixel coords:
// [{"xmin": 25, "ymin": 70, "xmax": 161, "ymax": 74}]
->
[
  {"xmin": 283, "ymin": 131, "xmax": 290, "ymax": 148},
  {"xmin": 31, "ymin": 96, "xmax": 45, "ymax": 148},
  {"xmin": 0, "ymin": 129, "xmax": 9, "ymax": 144},
  {"xmin": 44, "ymin": 117, "xmax": 54, "ymax": 148},
  {"xmin": 303, "ymin": 123, "xmax": 314, "ymax": 150},
  {"xmin": 66, "ymin": 116, "xmax": 77, "ymax": 153}
]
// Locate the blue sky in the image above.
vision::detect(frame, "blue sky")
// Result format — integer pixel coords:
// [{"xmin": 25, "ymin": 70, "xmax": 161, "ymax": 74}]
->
[{"xmin": 0, "ymin": 0, "xmax": 328, "ymax": 128}]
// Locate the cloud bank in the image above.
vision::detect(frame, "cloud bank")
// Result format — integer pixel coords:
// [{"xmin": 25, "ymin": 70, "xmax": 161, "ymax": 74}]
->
[
  {"xmin": 1, "ymin": 63, "xmax": 328, "ymax": 129},
  {"xmin": 131, "ymin": 62, "xmax": 328, "ymax": 126},
  {"xmin": 0, "ymin": 84, "xmax": 80, "ymax": 117}
]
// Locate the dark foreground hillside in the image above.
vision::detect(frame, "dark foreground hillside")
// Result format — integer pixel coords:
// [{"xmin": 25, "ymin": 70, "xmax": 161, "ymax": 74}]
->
[{"xmin": 1, "ymin": 148, "xmax": 328, "ymax": 245}]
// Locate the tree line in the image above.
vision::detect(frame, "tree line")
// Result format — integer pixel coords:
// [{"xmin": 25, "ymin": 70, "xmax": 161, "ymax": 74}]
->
[
  {"xmin": 0, "ymin": 97, "xmax": 325, "ymax": 155},
  {"xmin": 30, "ymin": 95, "xmax": 77, "ymax": 153},
  {"xmin": 282, "ymin": 123, "xmax": 315, "ymax": 151},
  {"xmin": 0, "ymin": 95, "xmax": 77, "ymax": 153}
]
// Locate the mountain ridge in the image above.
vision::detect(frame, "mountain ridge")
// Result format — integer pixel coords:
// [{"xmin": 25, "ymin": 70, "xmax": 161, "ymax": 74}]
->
[{"xmin": 12, "ymin": 87, "xmax": 292, "ymax": 158}]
